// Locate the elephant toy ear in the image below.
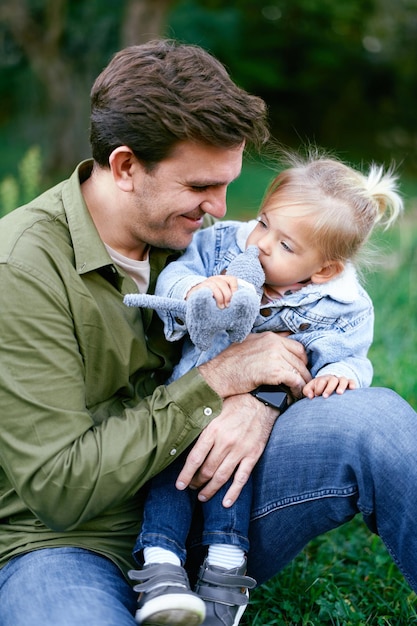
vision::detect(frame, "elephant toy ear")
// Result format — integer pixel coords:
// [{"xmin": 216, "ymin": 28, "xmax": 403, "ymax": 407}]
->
[{"xmin": 185, "ymin": 288, "xmax": 221, "ymax": 351}]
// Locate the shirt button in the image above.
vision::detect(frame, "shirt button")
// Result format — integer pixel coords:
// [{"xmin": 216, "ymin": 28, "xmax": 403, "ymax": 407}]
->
[
  {"xmin": 299, "ymin": 323, "xmax": 311, "ymax": 331},
  {"xmin": 169, "ymin": 448, "xmax": 177, "ymax": 456},
  {"xmin": 204, "ymin": 407, "xmax": 213, "ymax": 416}
]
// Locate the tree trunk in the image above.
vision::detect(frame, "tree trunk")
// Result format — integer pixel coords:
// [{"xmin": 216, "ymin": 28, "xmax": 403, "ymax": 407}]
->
[
  {"xmin": 0, "ymin": 0, "xmax": 90, "ymax": 173},
  {"xmin": 0, "ymin": 0, "xmax": 177, "ymax": 175},
  {"xmin": 122, "ymin": 0, "xmax": 176, "ymax": 47}
]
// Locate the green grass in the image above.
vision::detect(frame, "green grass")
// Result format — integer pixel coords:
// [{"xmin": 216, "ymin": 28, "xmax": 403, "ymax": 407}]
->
[
  {"xmin": 227, "ymin": 159, "xmax": 417, "ymax": 624},
  {"xmin": 243, "ymin": 517, "xmax": 417, "ymax": 625},
  {"xmin": 366, "ymin": 209, "xmax": 417, "ymax": 408}
]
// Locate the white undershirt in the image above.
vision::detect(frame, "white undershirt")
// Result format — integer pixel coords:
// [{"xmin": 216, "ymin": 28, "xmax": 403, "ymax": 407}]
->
[{"xmin": 104, "ymin": 243, "xmax": 150, "ymax": 293}]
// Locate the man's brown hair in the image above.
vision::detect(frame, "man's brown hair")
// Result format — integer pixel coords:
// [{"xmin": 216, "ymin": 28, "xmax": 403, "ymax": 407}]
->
[{"xmin": 90, "ymin": 39, "xmax": 269, "ymax": 167}]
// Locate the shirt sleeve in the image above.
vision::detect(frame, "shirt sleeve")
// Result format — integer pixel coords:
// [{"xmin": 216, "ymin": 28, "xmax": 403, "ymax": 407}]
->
[
  {"xmin": 0, "ymin": 262, "xmax": 222, "ymax": 532},
  {"xmin": 299, "ymin": 308, "xmax": 375, "ymax": 387}
]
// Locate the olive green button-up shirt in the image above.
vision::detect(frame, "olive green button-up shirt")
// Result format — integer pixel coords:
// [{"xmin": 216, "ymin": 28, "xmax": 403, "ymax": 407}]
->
[{"xmin": 0, "ymin": 161, "xmax": 222, "ymax": 577}]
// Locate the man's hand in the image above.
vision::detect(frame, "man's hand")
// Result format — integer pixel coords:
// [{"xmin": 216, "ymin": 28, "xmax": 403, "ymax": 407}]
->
[
  {"xmin": 175, "ymin": 393, "xmax": 278, "ymax": 507},
  {"xmin": 198, "ymin": 331, "xmax": 310, "ymax": 400}
]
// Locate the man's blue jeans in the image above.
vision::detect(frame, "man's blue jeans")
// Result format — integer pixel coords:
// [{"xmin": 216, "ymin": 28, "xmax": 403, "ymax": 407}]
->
[
  {"xmin": 0, "ymin": 548, "xmax": 137, "ymax": 625},
  {"xmin": 1, "ymin": 388, "xmax": 417, "ymax": 625},
  {"xmin": 134, "ymin": 449, "xmax": 252, "ymax": 564}
]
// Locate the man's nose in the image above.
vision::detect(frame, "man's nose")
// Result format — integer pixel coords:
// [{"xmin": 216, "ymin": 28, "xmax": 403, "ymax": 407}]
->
[{"xmin": 200, "ymin": 187, "xmax": 227, "ymax": 219}]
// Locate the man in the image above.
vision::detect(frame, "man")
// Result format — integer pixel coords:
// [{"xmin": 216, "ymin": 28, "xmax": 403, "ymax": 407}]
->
[{"xmin": 0, "ymin": 40, "xmax": 416, "ymax": 626}]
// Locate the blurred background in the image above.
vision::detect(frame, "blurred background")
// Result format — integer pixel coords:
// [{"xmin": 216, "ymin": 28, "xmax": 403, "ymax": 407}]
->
[
  {"xmin": 1, "ymin": 2, "xmax": 417, "ymax": 622},
  {"xmin": 0, "ymin": 0, "xmax": 416, "ymax": 180}
]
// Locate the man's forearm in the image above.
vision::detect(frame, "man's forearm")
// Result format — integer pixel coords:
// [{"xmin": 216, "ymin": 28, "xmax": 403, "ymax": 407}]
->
[{"xmin": 198, "ymin": 332, "xmax": 310, "ymax": 399}]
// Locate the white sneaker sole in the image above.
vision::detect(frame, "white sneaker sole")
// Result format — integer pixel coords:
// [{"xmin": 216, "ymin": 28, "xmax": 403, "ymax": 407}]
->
[
  {"xmin": 231, "ymin": 601, "xmax": 248, "ymax": 626},
  {"xmin": 136, "ymin": 592, "xmax": 206, "ymax": 626}
]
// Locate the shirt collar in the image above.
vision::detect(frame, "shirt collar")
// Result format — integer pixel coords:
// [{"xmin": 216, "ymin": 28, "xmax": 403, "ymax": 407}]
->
[
  {"xmin": 62, "ymin": 160, "xmax": 179, "ymax": 292},
  {"xmin": 287, "ymin": 263, "xmax": 361, "ymax": 303},
  {"xmin": 317, "ymin": 263, "xmax": 360, "ymax": 302},
  {"xmin": 62, "ymin": 160, "xmax": 115, "ymax": 276}
]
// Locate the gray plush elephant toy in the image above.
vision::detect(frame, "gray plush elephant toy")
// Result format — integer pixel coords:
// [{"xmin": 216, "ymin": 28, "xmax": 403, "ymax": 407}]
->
[{"xmin": 123, "ymin": 245, "xmax": 265, "ymax": 352}]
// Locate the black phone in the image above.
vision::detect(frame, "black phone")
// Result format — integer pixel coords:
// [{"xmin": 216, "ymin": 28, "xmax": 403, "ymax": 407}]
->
[{"xmin": 250, "ymin": 384, "xmax": 289, "ymax": 413}]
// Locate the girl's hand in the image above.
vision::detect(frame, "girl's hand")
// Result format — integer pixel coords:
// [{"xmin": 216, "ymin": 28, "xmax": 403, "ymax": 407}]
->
[
  {"xmin": 303, "ymin": 375, "xmax": 356, "ymax": 399},
  {"xmin": 186, "ymin": 275, "xmax": 238, "ymax": 309}
]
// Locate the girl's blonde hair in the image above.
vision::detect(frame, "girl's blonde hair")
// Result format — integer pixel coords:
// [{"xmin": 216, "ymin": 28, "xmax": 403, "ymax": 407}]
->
[{"xmin": 261, "ymin": 147, "xmax": 403, "ymax": 265}]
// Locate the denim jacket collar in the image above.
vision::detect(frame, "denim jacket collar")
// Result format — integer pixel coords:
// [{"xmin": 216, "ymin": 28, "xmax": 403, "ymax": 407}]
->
[{"xmin": 285, "ymin": 263, "xmax": 360, "ymax": 305}]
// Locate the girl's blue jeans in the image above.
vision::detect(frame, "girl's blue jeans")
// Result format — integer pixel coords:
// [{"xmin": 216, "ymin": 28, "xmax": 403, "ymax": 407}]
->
[
  {"xmin": 1, "ymin": 388, "xmax": 417, "ymax": 625},
  {"xmin": 133, "ymin": 448, "xmax": 252, "ymax": 564}
]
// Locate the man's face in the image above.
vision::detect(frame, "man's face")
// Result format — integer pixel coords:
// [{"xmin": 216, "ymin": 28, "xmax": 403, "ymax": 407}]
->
[{"xmin": 127, "ymin": 140, "xmax": 244, "ymax": 252}]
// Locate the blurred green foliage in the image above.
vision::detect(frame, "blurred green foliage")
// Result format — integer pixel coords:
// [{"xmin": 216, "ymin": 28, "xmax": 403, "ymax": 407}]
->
[
  {"xmin": 0, "ymin": 146, "xmax": 42, "ymax": 216},
  {"xmin": 169, "ymin": 0, "xmax": 417, "ymax": 170},
  {"xmin": 0, "ymin": 0, "xmax": 416, "ymax": 181}
]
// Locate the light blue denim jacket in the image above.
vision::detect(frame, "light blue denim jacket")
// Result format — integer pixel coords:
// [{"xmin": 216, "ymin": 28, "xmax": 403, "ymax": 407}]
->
[{"xmin": 156, "ymin": 220, "xmax": 374, "ymax": 386}]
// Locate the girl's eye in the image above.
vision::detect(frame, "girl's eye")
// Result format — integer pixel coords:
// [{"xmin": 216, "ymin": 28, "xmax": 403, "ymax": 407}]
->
[
  {"xmin": 191, "ymin": 186, "xmax": 209, "ymax": 192},
  {"xmin": 256, "ymin": 217, "xmax": 267, "ymax": 228},
  {"xmin": 280, "ymin": 241, "xmax": 293, "ymax": 253}
]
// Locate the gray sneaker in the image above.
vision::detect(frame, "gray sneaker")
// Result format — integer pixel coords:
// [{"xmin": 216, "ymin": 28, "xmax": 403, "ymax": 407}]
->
[
  {"xmin": 129, "ymin": 563, "xmax": 206, "ymax": 626},
  {"xmin": 195, "ymin": 558, "xmax": 256, "ymax": 626}
]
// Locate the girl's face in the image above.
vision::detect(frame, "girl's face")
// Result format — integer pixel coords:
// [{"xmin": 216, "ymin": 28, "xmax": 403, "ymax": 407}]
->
[{"xmin": 246, "ymin": 202, "xmax": 327, "ymax": 297}]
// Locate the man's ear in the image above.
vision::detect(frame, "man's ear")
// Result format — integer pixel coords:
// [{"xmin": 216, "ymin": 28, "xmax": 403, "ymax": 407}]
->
[
  {"xmin": 311, "ymin": 260, "xmax": 344, "ymax": 284},
  {"xmin": 108, "ymin": 146, "xmax": 137, "ymax": 192}
]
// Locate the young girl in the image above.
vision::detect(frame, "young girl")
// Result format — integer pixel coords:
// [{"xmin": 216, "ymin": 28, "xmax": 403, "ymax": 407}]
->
[{"xmin": 127, "ymin": 149, "xmax": 403, "ymax": 626}]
